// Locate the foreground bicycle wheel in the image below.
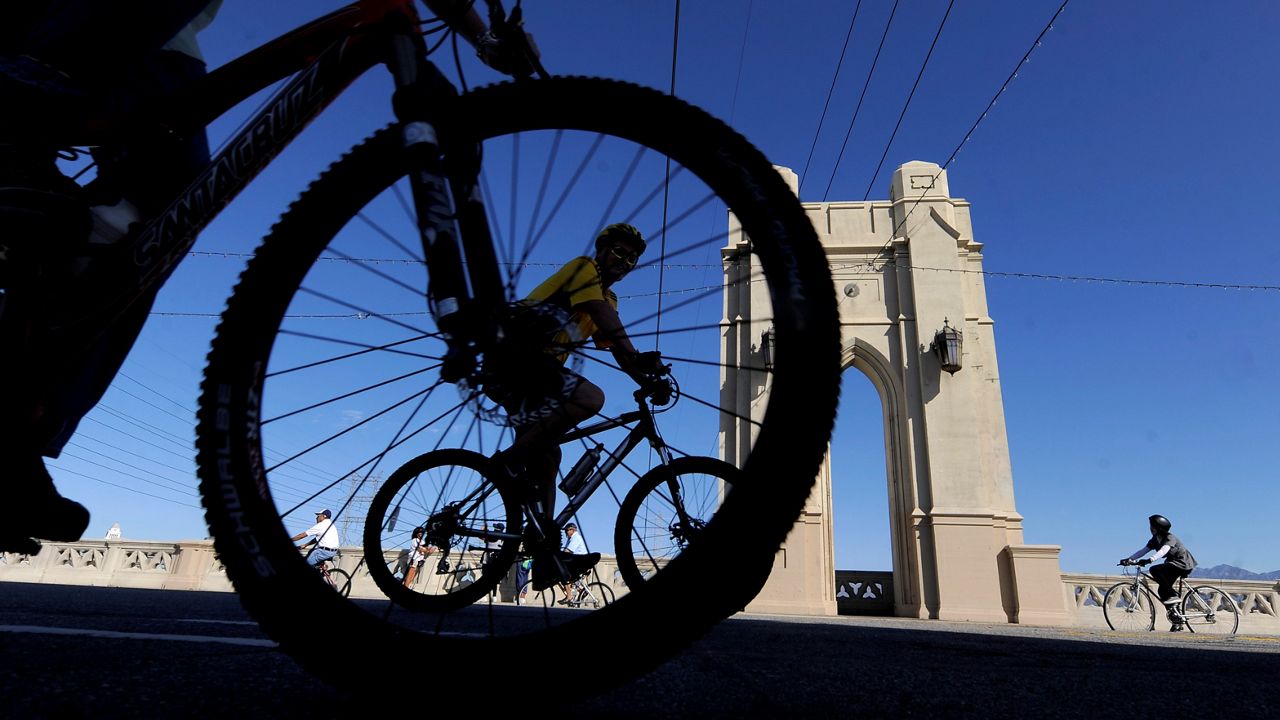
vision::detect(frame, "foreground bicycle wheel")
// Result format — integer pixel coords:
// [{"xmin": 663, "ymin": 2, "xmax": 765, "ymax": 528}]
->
[
  {"xmin": 614, "ymin": 456, "xmax": 740, "ymax": 589},
  {"xmin": 1181, "ymin": 585, "xmax": 1239, "ymax": 635},
  {"xmin": 196, "ymin": 77, "xmax": 839, "ymax": 689},
  {"xmin": 1102, "ymin": 581, "xmax": 1156, "ymax": 632}
]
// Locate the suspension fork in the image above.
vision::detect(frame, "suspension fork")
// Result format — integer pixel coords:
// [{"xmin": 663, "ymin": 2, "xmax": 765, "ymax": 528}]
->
[{"xmin": 385, "ymin": 26, "xmax": 503, "ymax": 379}]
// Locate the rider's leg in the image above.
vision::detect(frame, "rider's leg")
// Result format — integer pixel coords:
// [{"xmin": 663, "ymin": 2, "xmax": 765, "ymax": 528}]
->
[
  {"xmin": 0, "ymin": 5, "xmax": 214, "ymax": 553},
  {"xmin": 509, "ymin": 379, "xmax": 603, "ymax": 517}
]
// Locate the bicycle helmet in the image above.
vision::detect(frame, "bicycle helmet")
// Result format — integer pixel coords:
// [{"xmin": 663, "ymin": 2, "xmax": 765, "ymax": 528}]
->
[
  {"xmin": 594, "ymin": 223, "xmax": 646, "ymax": 254},
  {"xmin": 1149, "ymin": 514, "xmax": 1171, "ymax": 532}
]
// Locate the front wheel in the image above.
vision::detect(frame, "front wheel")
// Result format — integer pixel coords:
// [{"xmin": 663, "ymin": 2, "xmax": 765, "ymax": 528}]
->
[
  {"xmin": 1181, "ymin": 585, "xmax": 1239, "ymax": 635},
  {"xmin": 1102, "ymin": 581, "xmax": 1156, "ymax": 632},
  {"xmin": 614, "ymin": 456, "xmax": 741, "ymax": 589},
  {"xmin": 197, "ymin": 76, "xmax": 839, "ymax": 690}
]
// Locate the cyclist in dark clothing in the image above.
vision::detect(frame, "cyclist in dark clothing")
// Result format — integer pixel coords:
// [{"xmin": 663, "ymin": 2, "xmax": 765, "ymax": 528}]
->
[{"xmin": 1120, "ymin": 514, "xmax": 1197, "ymax": 631}]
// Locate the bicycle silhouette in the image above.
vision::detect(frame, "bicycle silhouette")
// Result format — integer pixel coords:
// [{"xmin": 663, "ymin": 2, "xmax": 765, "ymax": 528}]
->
[{"xmin": 4, "ymin": 0, "xmax": 841, "ymax": 691}]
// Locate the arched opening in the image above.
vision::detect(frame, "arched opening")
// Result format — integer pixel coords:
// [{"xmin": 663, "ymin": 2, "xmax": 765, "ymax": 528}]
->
[{"xmin": 831, "ymin": 365, "xmax": 894, "ymax": 615}]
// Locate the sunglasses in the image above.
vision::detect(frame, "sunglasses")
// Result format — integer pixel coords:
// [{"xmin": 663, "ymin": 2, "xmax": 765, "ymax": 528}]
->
[{"xmin": 607, "ymin": 245, "xmax": 640, "ymax": 267}]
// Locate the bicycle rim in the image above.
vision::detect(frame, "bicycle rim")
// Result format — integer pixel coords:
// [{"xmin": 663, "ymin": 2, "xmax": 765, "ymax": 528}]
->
[
  {"xmin": 196, "ymin": 77, "xmax": 839, "ymax": 689},
  {"xmin": 1182, "ymin": 585, "xmax": 1239, "ymax": 635},
  {"xmin": 1102, "ymin": 581, "xmax": 1155, "ymax": 632}
]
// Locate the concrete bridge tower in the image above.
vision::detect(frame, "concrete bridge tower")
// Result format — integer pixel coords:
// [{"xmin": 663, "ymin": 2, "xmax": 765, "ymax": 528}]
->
[{"xmin": 721, "ymin": 161, "xmax": 1070, "ymax": 625}]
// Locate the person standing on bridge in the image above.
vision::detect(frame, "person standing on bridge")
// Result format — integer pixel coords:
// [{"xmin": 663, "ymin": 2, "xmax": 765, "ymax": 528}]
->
[{"xmin": 1119, "ymin": 514, "xmax": 1197, "ymax": 631}]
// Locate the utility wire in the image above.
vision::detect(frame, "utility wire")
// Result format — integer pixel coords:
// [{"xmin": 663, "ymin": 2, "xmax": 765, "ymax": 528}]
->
[
  {"xmin": 822, "ymin": 0, "xmax": 901, "ymax": 202},
  {"xmin": 861, "ymin": 0, "xmax": 956, "ymax": 201},
  {"xmin": 799, "ymin": 0, "xmax": 863, "ymax": 192},
  {"xmin": 870, "ymin": 0, "xmax": 1070, "ymax": 261},
  {"xmin": 655, "ymin": 0, "xmax": 682, "ymax": 351}
]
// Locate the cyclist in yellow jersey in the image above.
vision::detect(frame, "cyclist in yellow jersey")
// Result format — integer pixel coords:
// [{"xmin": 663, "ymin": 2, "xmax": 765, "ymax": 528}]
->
[{"xmin": 487, "ymin": 224, "xmax": 662, "ymax": 531}]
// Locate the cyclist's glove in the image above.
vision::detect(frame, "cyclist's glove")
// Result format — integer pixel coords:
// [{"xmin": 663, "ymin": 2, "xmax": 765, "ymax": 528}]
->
[
  {"xmin": 647, "ymin": 377, "xmax": 673, "ymax": 406},
  {"xmin": 1136, "ymin": 558, "xmax": 1152, "ymax": 566},
  {"xmin": 635, "ymin": 350, "xmax": 666, "ymax": 376}
]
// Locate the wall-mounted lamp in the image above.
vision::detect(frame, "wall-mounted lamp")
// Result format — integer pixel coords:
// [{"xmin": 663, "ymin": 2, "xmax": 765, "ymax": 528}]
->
[
  {"xmin": 761, "ymin": 327, "xmax": 776, "ymax": 370},
  {"xmin": 929, "ymin": 318, "xmax": 963, "ymax": 374}
]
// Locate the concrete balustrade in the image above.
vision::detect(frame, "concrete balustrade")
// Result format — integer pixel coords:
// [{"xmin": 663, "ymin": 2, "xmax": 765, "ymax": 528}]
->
[{"xmin": 4, "ymin": 540, "xmax": 1277, "ymax": 635}]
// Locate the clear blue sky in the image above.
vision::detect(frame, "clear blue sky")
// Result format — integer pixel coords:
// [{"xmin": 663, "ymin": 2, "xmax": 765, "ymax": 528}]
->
[{"xmin": 49, "ymin": 0, "xmax": 1279, "ymax": 576}]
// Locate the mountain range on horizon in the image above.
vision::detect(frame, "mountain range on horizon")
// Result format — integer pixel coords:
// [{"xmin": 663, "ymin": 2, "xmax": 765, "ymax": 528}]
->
[{"xmin": 1189, "ymin": 564, "xmax": 1280, "ymax": 581}]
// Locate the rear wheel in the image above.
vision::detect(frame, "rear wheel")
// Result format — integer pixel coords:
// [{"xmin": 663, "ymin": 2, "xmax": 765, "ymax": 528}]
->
[
  {"xmin": 196, "ymin": 76, "xmax": 839, "ymax": 689},
  {"xmin": 1181, "ymin": 585, "xmax": 1239, "ymax": 635},
  {"xmin": 580, "ymin": 581, "xmax": 615, "ymax": 609},
  {"xmin": 1102, "ymin": 581, "xmax": 1156, "ymax": 631},
  {"xmin": 363, "ymin": 449, "xmax": 521, "ymax": 613}
]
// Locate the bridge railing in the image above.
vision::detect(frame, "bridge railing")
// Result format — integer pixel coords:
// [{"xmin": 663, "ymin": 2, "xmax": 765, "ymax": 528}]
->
[{"xmin": 1063, "ymin": 572, "xmax": 1280, "ymax": 632}]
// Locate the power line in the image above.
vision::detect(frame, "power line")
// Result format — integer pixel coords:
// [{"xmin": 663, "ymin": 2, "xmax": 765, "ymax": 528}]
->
[
  {"xmin": 799, "ymin": 0, "xmax": 864, "ymax": 191},
  {"xmin": 830, "ymin": 259, "xmax": 1280, "ymax": 293},
  {"xmin": 861, "ymin": 0, "xmax": 956, "ymax": 201},
  {"xmin": 822, "ymin": 0, "xmax": 901, "ymax": 202},
  {"xmin": 870, "ymin": 0, "xmax": 1071, "ymax": 260}
]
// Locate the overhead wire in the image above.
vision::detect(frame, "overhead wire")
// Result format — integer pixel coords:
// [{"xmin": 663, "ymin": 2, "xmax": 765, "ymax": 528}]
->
[
  {"xmin": 799, "ymin": 0, "xmax": 864, "ymax": 192},
  {"xmin": 822, "ymin": 0, "xmax": 902, "ymax": 202},
  {"xmin": 860, "ymin": 0, "xmax": 956, "ymax": 201}
]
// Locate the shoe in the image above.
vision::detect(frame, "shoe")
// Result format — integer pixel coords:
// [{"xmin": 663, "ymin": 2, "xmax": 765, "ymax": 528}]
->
[
  {"xmin": 1170, "ymin": 623, "xmax": 1184, "ymax": 632},
  {"xmin": 1161, "ymin": 597, "xmax": 1180, "ymax": 606},
  {"xmin": 0, "ymin": 455, "xmax": 90, "ymax": 554}
]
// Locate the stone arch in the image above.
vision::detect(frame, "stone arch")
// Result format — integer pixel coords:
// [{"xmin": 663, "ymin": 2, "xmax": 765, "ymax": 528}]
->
[
  {"xmin": 839, "ymin": 337, "xmax": 926, "ymax": 618},
  {"xmin": 725, "ymin": 162, "xmax": 1071, "ymax": 625}
]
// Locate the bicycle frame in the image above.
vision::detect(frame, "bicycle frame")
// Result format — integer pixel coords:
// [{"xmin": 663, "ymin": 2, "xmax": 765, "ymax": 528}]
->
[
  {"xmin": 444, "ymin": 396, "xmax": 674, "ymax": 548},
  {"xmin": 78, "ymin": 0, "xmax": 496, "ymax": 351}
]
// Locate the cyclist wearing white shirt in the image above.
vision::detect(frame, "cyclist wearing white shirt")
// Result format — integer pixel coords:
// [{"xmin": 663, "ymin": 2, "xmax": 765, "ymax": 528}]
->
[{"xmin": 292, "ymin": 508, "xmax": 341, "ymax": 567}]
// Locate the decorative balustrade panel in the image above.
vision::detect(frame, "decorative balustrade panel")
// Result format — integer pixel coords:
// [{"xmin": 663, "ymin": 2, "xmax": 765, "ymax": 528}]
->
[{"xmin": 834, "ymin": 570, "xmax": 895, "ymax": 615}]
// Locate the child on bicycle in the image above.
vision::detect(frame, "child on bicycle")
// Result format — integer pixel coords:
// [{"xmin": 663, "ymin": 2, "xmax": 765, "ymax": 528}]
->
[{"xmin": 1119, "ymin": 514, "xmax": 1198, "ymax": 630}]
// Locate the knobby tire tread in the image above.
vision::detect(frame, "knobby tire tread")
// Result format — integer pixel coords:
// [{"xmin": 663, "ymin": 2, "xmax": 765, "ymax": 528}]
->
[{"xmin": 195, "ymin": 76, "xmax": 840, "ymax": 691}]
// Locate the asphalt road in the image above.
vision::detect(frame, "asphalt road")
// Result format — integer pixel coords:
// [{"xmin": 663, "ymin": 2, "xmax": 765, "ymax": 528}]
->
[{"xmin": 2, "ymin": 582, "xmax": 1277, "ymax": 719}]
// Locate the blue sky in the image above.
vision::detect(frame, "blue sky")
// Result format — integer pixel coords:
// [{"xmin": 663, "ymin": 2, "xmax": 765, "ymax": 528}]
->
[{"xmin": 48, "ymin": 0, "xmax": 1279, "ymax": 575}]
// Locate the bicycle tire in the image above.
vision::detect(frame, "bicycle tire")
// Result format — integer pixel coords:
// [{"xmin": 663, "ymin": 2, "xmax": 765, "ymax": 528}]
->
[
  {"xmin": 1102, "ymin": 581, "xmax": 1156, "ymax": 632},
  {"xmin": 1181, "ymin": 584, "xmax": 1239, "ymax": 635},
  {"xmin": 613, "ymin": 456, "xmax": 741, "ymax": 589},
  {"xmin": 363, "ymin": 449, "xmax": 521, "ymax": 613},
  {"xmin": 327, "ymin": 567, "xmax": 353, "ymax": 598},
  {"xmin": 581, "ymin": 581, "xmax": 615, "ymax": 609},
  {"xmin": 196, "ymin": 76, "xmax": 839, "ymax": 689}
]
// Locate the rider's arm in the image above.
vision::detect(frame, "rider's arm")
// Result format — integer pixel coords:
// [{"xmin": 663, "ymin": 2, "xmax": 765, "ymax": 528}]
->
[
  {"xmin": 1148, "ymin": 545, "xmax": 1171, "ymax": 563},
  {"xmin": 577, "ymin": 299, "xmax": 651, "ymax": 381},
  {"xmin": 1125, "ymin": 547, "xmax": 1149, "ymax": 561}
]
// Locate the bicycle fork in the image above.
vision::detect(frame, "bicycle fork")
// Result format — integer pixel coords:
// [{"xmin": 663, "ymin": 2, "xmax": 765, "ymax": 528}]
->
[{"xmin": 386, "ymin": 28, "xmax": 503, "ymax": 382}]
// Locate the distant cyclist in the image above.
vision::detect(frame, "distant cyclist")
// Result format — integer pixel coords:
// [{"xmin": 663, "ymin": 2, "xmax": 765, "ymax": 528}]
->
[
  {"xmin": 292, "ymin": 509, "xmax": 341, "ymax": 569},
  {"xmin": 486, "ymin": 223, "xmax": 665, "ymax": 589},
  {"xmin": 1119, "ymin": 514, "xmax": 1198, "ymax": 631}
]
